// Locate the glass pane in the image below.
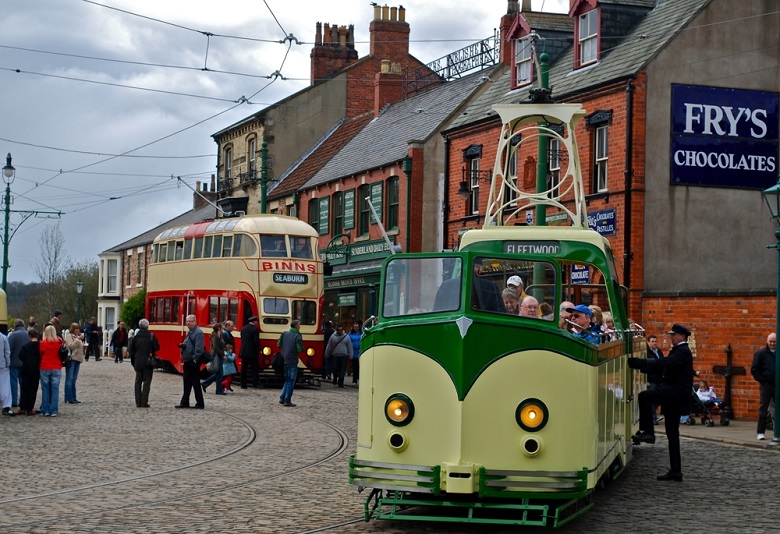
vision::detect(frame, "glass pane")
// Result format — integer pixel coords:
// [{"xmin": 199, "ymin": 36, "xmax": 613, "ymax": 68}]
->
[
  {"xmin": 184, "ymin": 239, "xmax": 192, "ymax": 260},
  {"xmin": 164, "ymin": 298, "xmax": 172, "ymax": 322},
  {"xmin": 383, "ymin": 257, "xmax": 463, "ymax": 317},
  {"xmin": 193, "ymin": 237, "xmax": 203, "ymax": 259},
  {"xmin": 290, "ymin": 236, "xmax": 313, "ymax": 259},
  {"xmin": 293, "ymin": 300, "xmax": 318, "ymax": 325},
  {"xmin": 212, "ymin": 235, "xmax": 223, "ymax": 257},
  {"xmin": 264, "ymin": 298, "xmax": 289, "ymax": 315},
  {"xmin": 203, "ymin": 236, "xmax": 213, "ymax": 258},
  {"xmin": 172, "ymin": 298, "xmax": 180, "ymax": 324},
  {"xmin": 261, "ymin": 235, "xmax": 287, "ymax": 257},
  {"xmin": 175, "ymin": 241, "xmax": 184, "ymax": 261},
  {"xmin": 228, "ymin": 299, "xmax": 238, "ymax": 323},
  {"xmin": 222, "ymin": 235, "xmax": 233, "ymax": 257},
  {"xmin": 210, "ymin": 296, "xmax": 219, "ymax": 324}
]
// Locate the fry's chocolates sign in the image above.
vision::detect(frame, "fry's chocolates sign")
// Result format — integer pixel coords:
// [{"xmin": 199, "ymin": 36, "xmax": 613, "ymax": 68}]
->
[{"xmin": 671, "ymin": 84, "xmax": 778, "ymax": 190}]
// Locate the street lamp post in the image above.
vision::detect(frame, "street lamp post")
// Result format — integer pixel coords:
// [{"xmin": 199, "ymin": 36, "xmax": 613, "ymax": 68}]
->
[
  {"xmin": 761, "ymin": 176, "xmax": 780, "ymax": 444},
  {"xmin": 76, "ymin": 277, "xmax": 84, "ymax": 325},
  {"xmin": 2, "ymin": 153, "xmax": 15, "ymax": 292}
]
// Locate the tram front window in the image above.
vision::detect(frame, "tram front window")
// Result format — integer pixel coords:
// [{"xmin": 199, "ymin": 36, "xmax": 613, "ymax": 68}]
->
[{"xmin": 383, "ymin": 257, "xmax": 462, "ymax": 317}]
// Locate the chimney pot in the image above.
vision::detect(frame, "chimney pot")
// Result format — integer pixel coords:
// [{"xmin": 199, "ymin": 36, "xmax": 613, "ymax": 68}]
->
[
  {"xmin": 390, "ymin": 6, "xmax": 397, "ymax": 21},
  {"xmin": 381, "ymin": 59, "xmax": 392, "ymax": 73},
  {"xmin": 381, "ymin": 5, "xmax": 390, "ymax": 20},
  {"xmin": 398, "ymin": 5, "xmax": 405, "ymax": 22},
  {"xmin": 373, "ymin": 5, "xmax": 381, "ymax": 20},
  {"xmin": 323, "ymin": 23, "xmax": 331, "ymax": 44}
]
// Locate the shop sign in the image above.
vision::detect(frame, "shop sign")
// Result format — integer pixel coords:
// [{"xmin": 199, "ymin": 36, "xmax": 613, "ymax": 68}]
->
[
  {"xmin": 587, "ymin": 208, "xmax": 616, "ymax": 236},
  {"xmin": 338, "ymin": 293, "xmax": 357, "ymax": 307},
  {"xmin": 325, "ymin": 273, "xmax": 380, "ymax": 289},
  {"xmin": 571, "ymin": 264, "xmax": 590, "ymax": 285},
  {"xmin": 671, "ymin": 84, "xmax": 778, "ymax": 189}
]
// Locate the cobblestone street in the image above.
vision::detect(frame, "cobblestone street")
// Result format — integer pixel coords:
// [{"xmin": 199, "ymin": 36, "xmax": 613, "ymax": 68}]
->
[{"xmin": 1, "ymin": 360, "xmax": 778, "ymax": 533}]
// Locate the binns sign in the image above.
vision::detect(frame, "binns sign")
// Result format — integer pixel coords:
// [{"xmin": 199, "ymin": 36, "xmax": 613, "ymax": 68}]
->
[{"xmin": 670, "ymin": 84, "xmax": 778, "ymax": 189}]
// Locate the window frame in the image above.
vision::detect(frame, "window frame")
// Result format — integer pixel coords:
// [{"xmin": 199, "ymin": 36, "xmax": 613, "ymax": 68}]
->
[
  {"xmin": 514, "ymin": 36, "xmax": 533, "ymax": 87},
  {"xmin": 358, "ymin": 184, "xmax": 371, "ymax": 236},
  {"xmin": 578, "ymin": 9, "xmax": 599, "ymax": 67},
  {"xmin": 387, "ymin": 176, "xmax": 400, "ymax": 230},
  {"xmin": 595, "ymin": 125, "xmax": 608, "ymax": 193}
]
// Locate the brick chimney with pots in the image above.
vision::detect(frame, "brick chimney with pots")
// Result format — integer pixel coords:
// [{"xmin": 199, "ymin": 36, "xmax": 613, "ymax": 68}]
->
[
  {"xmin": 499, "ymin": 0, "xmax": 520, "ymax": 66},
  {"xmin": 369, "ymin": 5, "xmax": 409, "ymax": 58},
  {"xmin": 310, "ymin": 22, "xmax": 358, "ymax": 84},
  {"xmin": 374, "ymin": 59, "xmax": 403, "ymax": 117}
]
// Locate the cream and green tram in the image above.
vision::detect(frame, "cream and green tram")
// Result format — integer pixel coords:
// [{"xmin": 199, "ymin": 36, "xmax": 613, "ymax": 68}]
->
[
  {"xmin": 349, "ymin": 226, "xmax": 643, "ymax": 527},
  {"xmin": 350, "ymin": 101, "xmax": 645, "ymax": 527}
]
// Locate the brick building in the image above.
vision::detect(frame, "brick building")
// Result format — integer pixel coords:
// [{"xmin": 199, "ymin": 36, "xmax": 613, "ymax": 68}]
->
[{"xmin": 443, "ymin": 0, "xmax": 780, "ymax": 419}]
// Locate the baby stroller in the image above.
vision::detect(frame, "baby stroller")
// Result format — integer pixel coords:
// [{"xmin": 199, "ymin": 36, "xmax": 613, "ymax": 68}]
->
[{"xmin": 683, "ymin": 387, "xmax": 730, "ymax": 427}]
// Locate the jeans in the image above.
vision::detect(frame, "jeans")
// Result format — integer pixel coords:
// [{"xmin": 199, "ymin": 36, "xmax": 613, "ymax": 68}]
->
[
  {"xmin": 65, "ymin": 361, "xmax": 81, "ymax": 402},
  {"xmin": 10, "ymin": 366, "xmax": 21, "ymax": 406},
  {"xmin": 202, "ymin": 365, "xmax": 224, "ymax": 394},
  {"xmin": 279, "ymin": 364, "xmax": 298, "ymax": 404},
  {"xmin": 40, "ymin": 369, "xmax": 62, "ymax": 415}
]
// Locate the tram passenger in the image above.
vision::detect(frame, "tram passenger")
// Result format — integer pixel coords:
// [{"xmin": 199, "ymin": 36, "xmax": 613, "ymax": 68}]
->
[
  {"xmin": 506, "ymin": 276, "xmax": 526, "ymax": 300},
  {"xmin": 291, "ymin": 237, "xmax": 312, "ymax": 258},
  {"xmin": 540, "ymin": 302, "xmax": 554, "ymax": 321},
  {"xmin": 629, "ymin": 323, "xmax": 694, "ymax": 482},
  {"xmin": 472, "ymin": 259, "xmax": 503, "ymax": 313},
  {"xmin": 565, "ymin": 305, "xmax": 601, "ymax": 345},
  {"xmin": 239, "ymin": 317, "xmax": 261, "ymax": 389},
  {"xmin": 501, "ymin": 288, "xmax": 520, "ymax": 315},
  {"xmin": 519, "ymin": 296, "xmax": 540, "ymax": 318},
  {"xmin": 559, "ymin": 301, "xmax": 574, "ymax": 329}
]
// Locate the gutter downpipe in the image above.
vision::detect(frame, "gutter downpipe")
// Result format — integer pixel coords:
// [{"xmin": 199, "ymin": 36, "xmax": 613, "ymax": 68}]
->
[{"xmin": 623, "ymin": 79, "xmax": 635, "ymax": 290}]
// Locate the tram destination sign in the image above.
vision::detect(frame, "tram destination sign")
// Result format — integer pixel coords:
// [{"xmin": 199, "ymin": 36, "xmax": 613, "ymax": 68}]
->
[
  {"xmin": 273, "ymin": 273, "xmax": 308, "ymax": 284},
  {"xmin": 504, "ymin": 241, "xmax": 560, "ymax": 255}
]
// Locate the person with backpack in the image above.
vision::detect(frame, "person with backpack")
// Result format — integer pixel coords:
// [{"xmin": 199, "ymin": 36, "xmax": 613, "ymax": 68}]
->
[
  {"xmin": 325, "ymin": 324, "xmax": 352, "ymax": 388},
  {"xmin": 129, "ymin": 319, "xmax": 160, "ymax": 408}
]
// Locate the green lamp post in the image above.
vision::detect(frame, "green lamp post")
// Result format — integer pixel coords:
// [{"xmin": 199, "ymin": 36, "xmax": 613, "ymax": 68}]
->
[{"xmin": 761, "ymin": 176, "xmax": 780, "ymax": 444}]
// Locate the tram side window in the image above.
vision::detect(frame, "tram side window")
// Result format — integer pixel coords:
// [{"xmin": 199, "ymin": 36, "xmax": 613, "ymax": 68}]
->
[
  {"xmin": 233, "ymin": 234, "xmax": 258, "ymax": 258},
  {"xmin": 221, "ymin": 235, "xmax": 233, "ymax": 257},
  {"xmin": 193, "ymin": 237, "xmax": 203, "ymax": 259},
  {"xmin": 290, "ymin": 236, "xmax": 313, "ymax": 259},
  {"xmin": 384, "ymin": 257, "xmax": 462, "ymax": 317},
  {"xmin": 260, "ymin": 235, "xmax": 287, "ymax": 257},
  {"xmin": 174, "ymin": 240, "xmax": 184, "ymax": 261},
  {"xmin": 158, "ymin": 243, "xmax": 167, "ymax": 263},
  {"xmin": 152, "ymin": 244, "xmax": 159, "ymax": 263},
  {"xmin": 166, "ymin": 242, "xmax": 175, "ymax": 262},
  {"xmin": 293, "ymin": 300, "xmax": 317, "ymax": 325},
  {"xmin": 184, "ymin": 239, "xmax": 192, "ymax": 260},
  {"xmin": 212, "ymin": 235, "xmax": 223, "ymax": 258},
  {"xmin": 210, "ymin": 296, "xmax": 238, "ymax": 324},
  {"xmin": 473, "ymin": 257, "xmax": 556, "ymax": 320},
  {"xmin": 203, "ymin": 236, "xmax": 213, "ymax": 258}
]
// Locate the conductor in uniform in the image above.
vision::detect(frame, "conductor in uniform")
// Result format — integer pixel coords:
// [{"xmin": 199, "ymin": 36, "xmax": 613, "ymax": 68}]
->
[{"xmin": 628, "ymin": 323, "xmax": 694, "ymax": 482}]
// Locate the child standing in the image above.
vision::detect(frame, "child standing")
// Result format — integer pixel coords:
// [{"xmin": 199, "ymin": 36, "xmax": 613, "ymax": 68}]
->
[{"xmin": 221, "ymin": 343, "xmax": 237, "ymax": 393}]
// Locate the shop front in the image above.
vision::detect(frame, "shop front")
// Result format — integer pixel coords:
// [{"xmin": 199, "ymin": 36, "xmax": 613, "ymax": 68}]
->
[{"xmin": 321, "ymin": 238, "xmax": 393, "ymax": 329}]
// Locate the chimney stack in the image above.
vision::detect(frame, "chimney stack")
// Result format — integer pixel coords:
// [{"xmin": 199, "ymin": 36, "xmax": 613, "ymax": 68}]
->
[
  {"xmin": 310, "ymin": 22, "xmax": 358, "ymax": 84},
  {"xmin": 369, "ymin": 4, "xmax": 409, "ymax": 58},
  {"xmin": 374, "ymin": 60, "xmax": 403, "ymax": 117},
  {"xmin": 500, "ymin": 0, "xmax": 520, "ymax": 66}
]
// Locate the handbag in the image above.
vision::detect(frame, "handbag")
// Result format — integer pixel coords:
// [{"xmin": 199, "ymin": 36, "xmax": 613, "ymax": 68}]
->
[
  {"xmin": 206, "ymin": 354, "xmax": 220, "ymax": 373},
  {"xmin": 59, "ymin": 342, "xmax": 71, "ymax": 367}
]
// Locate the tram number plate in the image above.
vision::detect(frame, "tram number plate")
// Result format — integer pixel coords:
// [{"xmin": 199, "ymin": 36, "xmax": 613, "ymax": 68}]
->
[
  {"xmin": 504, "ymin": 241, "xmax": 560, "ymax": 255},
  {"xmin": 273, "ymin": 273, "xmax": 309, "ymax": 284}
]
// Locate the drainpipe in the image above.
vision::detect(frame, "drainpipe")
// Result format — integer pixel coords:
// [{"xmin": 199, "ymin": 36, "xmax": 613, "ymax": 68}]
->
[
  {"xmin": 443, "ymin": 135, "xmax": 450, "ymax": 250},
  {"xmin": 403, "ymin": 156, "xmax": 413, "ymax": 253},
  {"xmin": 260, "ymin": 140, "xmax": 268, "ymax": 214},
  {"xmin": 623, "ymin": 79, "xmax": 635, "ymax": 289}
]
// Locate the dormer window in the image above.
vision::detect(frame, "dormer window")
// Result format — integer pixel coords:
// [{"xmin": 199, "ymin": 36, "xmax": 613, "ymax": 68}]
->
[
  {"xmin": 577, "ymin": 9, "xmax": 599, "ymax": 67},
  {"xmin": 514, "ymin": 36, "xmax": 534, "ymax": 87}
]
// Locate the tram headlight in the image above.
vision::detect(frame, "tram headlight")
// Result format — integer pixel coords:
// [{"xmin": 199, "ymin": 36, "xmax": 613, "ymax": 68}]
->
[
  {"xmin": 515, "ymin": 398, "xmax": 549, "ymax": 432},
  {"xmin": 306, "ymin": 347, "xmax": 315, "ymax": 357},
  {"xmin": 262, "ymin": 346, "xmax": 272, "ymax": 356},
  {"xmin": 384, "ymin": 394, "xmax": 414, "ymax": 427}
]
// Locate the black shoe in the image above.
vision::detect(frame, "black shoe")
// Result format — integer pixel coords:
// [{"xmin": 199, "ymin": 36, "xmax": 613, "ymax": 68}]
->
[
  {"xmin": 174, "ymin": 404, "xmax": 190, "ymax": 409},
  {"xmin": 279, "ymin": 400, "xmax": 284, "ymax": 405},
  {"xmin": 338, "ymin": 384, "xmax": 344, "ymax": 388},
  {"xmin": 632, "ymin": 431, "xmax": 655, "ymax": 445},
  {"xmin": 193, "ymin": 405, "xmax": 205, "ymax": 409},
  {"xmin": 201, "ymin": 383, "xmax": 207, "ymax": 393},
  {"xmin": 284, "ymin": 403, "xmax": 297, "ymax": 407},
  {"xmin": 657, "ymin": 471, "xmax": 683, "ymax": 482},
  {"xmin": 333, "ymin": 379, "xmax": 337, "ymax": 385}
]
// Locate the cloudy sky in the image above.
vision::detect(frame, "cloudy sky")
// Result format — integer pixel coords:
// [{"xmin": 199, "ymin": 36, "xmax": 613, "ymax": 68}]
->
[{"xmin": 1, "ymin": 0, "xmax": 566, "ymax": 284}]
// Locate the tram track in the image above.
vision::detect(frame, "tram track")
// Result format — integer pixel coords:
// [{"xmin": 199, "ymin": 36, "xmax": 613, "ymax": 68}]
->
[{"xmin": 1, "ymin": 406, "xmax": 351, "ymax": 530}]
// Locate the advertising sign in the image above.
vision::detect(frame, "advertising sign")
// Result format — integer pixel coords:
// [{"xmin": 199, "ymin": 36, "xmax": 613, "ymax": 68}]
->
[
  {"xmin": 587, "ymin": 208, "xmax": 616, "ymax": 236},
  {"xmin": 670, "ymin": 84, "xmax": 778, "ymax": 189},
  {"xmin": 571, "ymin": 264, "xmax": 590, "ymax": 285}
]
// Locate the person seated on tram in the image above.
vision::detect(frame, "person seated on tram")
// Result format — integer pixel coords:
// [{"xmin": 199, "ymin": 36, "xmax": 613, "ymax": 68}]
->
[
  {"xmin": 291, "ymin": 237, "xmax": 312, "ymax": 259},
  {"xmin": 565, "ymin": 304, "xmax": 601, "ymax": 345},
  {"xmin": 540, "ymin": 302, "xmax": 554, "ymax": 321},
  {"xmin": 470, "ymin": 258, "xmax": 503, "ymax": 312},
  {"xmin": 502, "ymin": 288, "xmax": 520, "ymax": 315},
  {"xmin": 433, "ymin": 276, "xmax": 462, "ymax": 312},
  {"xmin": 519, "ymin": 295, "xmax": 540, "ymax": 318}
]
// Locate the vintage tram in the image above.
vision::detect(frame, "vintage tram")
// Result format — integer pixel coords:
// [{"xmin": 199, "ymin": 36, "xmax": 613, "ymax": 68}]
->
[
  {"xmin": 145, "ymin": 214, "xmax": 325, "ymax": 381},
  {"xmin": 349, "ymin": 103, "xmax": 645, "ymax": 527}
]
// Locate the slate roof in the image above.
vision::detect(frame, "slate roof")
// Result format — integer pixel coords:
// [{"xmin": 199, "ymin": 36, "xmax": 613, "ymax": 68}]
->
[
  {"xmin": 447, "ymin": 0, "xmax": 711, "ymax": 131},
  {"xmin": 103, "ymin": 203, "xmax": 217, "ymax": 253},
  {"xmin": 303, "ymin": 68, "xmax": 497, "ymax": 189},
  {"xmin": 268, "ymin": 112, "xmax": 374, "ymax": 200}
]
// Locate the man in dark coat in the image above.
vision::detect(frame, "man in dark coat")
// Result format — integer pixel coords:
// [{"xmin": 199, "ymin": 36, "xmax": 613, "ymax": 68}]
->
[
  {"xmin": 239, "ymin": 316, "xmax": 261, "ymax": 389},
  {"xmin": 128, "ymin": 319, "xmax": 160, "ymax": 408},
  {"xmin": 751, "ymin": 332, "xmax": 776, "ymax": 440},
  {"xmin": 646, "ymin": 334, "xmax": 665, "ymax": 424},
  {"xmin": 629, "ymin": 323, "xmax": 694, "ymax": 482}
]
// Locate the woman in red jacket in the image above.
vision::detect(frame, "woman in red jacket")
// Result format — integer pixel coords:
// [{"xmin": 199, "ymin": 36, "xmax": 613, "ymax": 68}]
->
[{"xmin": 39, "ymin": 325, "xmax": 63, "ymax": 417}]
